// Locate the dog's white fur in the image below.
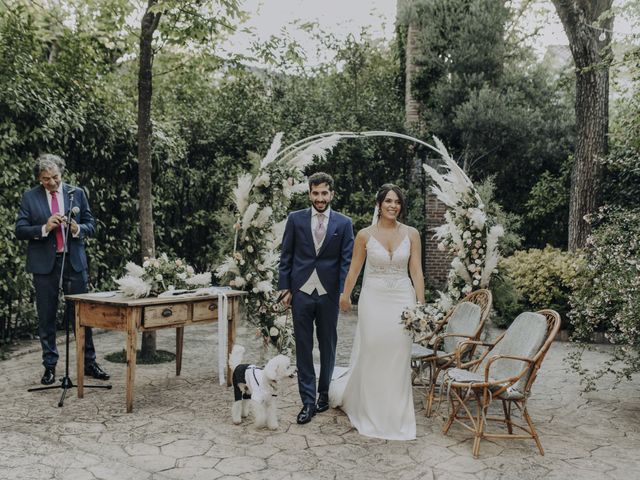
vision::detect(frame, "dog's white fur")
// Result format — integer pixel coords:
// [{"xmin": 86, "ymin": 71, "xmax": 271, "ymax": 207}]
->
[{"xmin": 229, "ymin": 345, "xmax": 295, "ymax": 430}]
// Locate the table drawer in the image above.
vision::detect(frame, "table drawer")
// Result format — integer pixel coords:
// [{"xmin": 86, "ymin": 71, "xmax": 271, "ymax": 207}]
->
[
  {"xmin": 193, "ymin": 300, "xmax": 218, "ymax": 322},
  {"xmin": 144, "ymin": 304, "xmax": 188, "ymax": 328}
]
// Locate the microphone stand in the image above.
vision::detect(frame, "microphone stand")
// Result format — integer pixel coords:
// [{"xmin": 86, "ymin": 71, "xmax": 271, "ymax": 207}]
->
[{"xmin": 28, "ymin": 188, "xmax": 112, "ymax": 406}]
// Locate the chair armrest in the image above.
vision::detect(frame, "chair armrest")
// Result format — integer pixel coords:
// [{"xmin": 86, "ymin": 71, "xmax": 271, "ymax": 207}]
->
[
  {"xmin": 454, "ymin": 340, "xmax": 494, "ymax": 368},
  {"xmin": 483, "ymin": 354, "xmax": 535, "ymax": 384}
]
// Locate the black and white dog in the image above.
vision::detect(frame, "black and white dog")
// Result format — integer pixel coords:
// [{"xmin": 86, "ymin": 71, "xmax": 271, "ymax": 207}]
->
[{"xmin": 229, "ymin": 345, "xmax": 295, "ymax": 430}]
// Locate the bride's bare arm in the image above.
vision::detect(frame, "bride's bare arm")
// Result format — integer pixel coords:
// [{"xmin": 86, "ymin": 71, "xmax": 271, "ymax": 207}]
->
[
  {"xmin": 339, "ymin": 229, "xmax": 368, "ymax": 311},
  {"xmin": 408, "ymin": 227, "xmax": 425, "ymax": 304}
]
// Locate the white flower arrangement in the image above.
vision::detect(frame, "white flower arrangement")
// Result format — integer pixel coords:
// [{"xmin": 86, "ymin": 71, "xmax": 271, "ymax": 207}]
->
[
  {"xmin": 424, "ymin": 137, "xmax": 504, "ymax": 306},
  {"xmin": 116, "ymin": 253, "xmax": 211, "ymax": 298}
]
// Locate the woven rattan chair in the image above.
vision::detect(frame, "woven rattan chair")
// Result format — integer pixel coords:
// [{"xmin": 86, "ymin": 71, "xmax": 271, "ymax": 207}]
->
[
  {"xmin": 441, "ymin": 309, "xmax": 561, "ymax": 457},
  {"xmin": 411, "ymin": 289, "xmax": 492, "ymax": 417}
]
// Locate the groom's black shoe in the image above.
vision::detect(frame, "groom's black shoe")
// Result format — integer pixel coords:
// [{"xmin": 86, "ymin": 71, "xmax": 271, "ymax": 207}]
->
[
  {"xmin": 316, "ymin": 393, "xmax": 329, "ymax": 413},
  {"xmin": 297, "ymin": 404, "xmax": 316, "ymax": 424}
]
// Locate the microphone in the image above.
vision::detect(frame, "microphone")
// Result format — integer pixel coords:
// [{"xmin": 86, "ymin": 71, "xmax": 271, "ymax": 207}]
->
[{"xmin": 70, "ymin": 206, "xmax": 80, "ymax": 217}]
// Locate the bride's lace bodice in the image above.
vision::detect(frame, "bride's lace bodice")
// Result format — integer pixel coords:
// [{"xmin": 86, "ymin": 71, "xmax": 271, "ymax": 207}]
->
[{"xmin": 364, "ymin": 235, "xmax": 411, "ymax": 289}]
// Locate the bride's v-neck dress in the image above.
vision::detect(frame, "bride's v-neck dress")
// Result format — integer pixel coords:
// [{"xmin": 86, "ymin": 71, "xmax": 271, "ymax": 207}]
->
[{"xmin": 330, "ymin": 234, "xmax": 416, "ymax": 440}]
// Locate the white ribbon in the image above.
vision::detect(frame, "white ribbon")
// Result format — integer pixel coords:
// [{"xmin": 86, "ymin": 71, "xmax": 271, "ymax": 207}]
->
[{"xmin": 217, "ymin": 291, "xmax": 229, "ymax": 385}]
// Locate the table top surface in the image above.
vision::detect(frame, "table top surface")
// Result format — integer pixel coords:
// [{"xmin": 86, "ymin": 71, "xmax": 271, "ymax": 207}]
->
[{"xmin": 65, "ymin": 289, "xmax": 247, "ymax": 306}]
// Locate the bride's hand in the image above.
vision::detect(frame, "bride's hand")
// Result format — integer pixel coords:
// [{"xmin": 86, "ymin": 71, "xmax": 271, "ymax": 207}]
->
[{"xmin": 339, "ymin": 293, "xmax": 351, "ymax": 312}]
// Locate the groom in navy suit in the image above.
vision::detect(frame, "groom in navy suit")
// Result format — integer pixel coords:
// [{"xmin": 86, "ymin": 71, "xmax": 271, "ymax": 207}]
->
[
  {"xmin": 278, "ymin": 172, "xmax": 354, "ymax": 424},
  {"xmin": 15, "ymin": 154, "xmax": 109, "ymax": 385}
]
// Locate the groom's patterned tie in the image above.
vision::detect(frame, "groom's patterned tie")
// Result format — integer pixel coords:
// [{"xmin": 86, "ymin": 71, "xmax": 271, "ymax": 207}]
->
[
  {"xmin": 50, "ymin": 191, "xmax": 64, "ymax": 252},
  {"xmin": 314, "ymin": 213, "xmax": 326, "ymax": 245}
]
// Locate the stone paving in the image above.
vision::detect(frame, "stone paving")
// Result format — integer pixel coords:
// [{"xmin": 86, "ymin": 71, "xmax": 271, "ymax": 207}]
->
[{"xmin": 1, "ymin": 311, "xmax": 640, "ymax": 480}]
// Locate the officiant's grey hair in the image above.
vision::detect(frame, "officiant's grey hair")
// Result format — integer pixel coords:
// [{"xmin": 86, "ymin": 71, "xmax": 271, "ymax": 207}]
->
[{"xmin": 33, "ymin": 153, "xmax": 66, "ymax": 180}]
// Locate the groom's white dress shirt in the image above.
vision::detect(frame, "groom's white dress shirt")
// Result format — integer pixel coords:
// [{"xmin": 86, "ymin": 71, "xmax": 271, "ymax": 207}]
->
[{"xmin": 299, "ymin": 207, "xmax": 329, "ymax": 296}]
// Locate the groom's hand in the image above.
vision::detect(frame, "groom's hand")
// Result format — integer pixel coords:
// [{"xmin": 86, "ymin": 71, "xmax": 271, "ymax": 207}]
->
[{"xmin": 278, "ymin": 290, "xmax": 292, "ymax": 308}]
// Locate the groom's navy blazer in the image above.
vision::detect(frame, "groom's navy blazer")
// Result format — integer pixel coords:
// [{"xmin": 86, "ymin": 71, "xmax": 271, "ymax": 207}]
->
[
  {"xmin": 278, "ymin": 208, "xmax": 354, "ymax": 300},
  {"xmin": 15, "ymin": 183, "xmax": 95, "ymax": 275}
]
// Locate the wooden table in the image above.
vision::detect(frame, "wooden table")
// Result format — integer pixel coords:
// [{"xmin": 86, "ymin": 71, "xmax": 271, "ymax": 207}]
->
[{"xmin": 66, "ymin": 290, "xmax": 245, "ymax": 412}]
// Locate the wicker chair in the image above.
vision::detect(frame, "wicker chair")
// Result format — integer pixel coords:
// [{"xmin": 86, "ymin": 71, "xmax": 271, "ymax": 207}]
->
[
  {"xmin": 411, "ymin": 289, "xmax": 492, "ymax": 417},
  {"xmin": 441, "ymin": 309, "xmax": 561, "ymax": 457}
]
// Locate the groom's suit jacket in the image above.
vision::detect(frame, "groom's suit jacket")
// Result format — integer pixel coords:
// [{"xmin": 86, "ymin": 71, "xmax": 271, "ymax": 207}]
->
[
  {"xmin": 15, "ymin": 183, "xmax": 95, "ymax": 275},
  {"xmin": 278, "ymin": 208, "xmax": 353, "ymax": 301}
]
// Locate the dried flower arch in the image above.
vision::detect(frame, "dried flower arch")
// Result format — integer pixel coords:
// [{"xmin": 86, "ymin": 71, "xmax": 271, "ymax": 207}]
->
[{"xmin": 216, "ymin": 131, "xmax": 503, "ymax": 353}]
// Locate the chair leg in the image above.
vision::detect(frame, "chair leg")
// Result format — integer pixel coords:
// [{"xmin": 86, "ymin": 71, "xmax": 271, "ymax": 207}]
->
[
  {"xmin": 502, "ymin": 400, "xmax": 513, "ymax": 434},
  {"xmin": 472, "ymin": 391, "xmax": 486, "ymax": 458},
  {"xmin": 522, "ymin": 406, "xmax": 545, "ymax": 456},
  {"xmin": 425, "ymin": 362, "xmax": 438, "ymax": 417},
  {"xmin": 442, "ymin": 387, "xmax": 461, "ymax": 434}
]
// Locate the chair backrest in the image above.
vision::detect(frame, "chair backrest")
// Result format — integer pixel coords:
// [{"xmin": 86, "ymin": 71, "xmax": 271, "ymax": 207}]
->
[
  {"xmin": 443, "ymin": 302, "xmax": 482, "ymax": 353},
  {"xmin": 440, "ymin": 289, "xmax": 493, "ymax": 354},
  {"xmin": 479, "ymin": 312, "xmax": 548, "ymax": 393}
]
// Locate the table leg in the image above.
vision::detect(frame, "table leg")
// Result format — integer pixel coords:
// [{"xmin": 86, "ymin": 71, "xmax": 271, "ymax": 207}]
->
[
  {"xmin": 176, "ymin": 327, "xmax": 184, "ymax": 376},
  {"xmin": 76, "ymin": 303, "xmax": 85, "ymax": 398},
  {"xmin": 226, "ymin": 299, "xmax": 238, "ymax": 387},
  {"xmin": 126, "ymin": 310, "xmax": 138, "ymax": 413}
]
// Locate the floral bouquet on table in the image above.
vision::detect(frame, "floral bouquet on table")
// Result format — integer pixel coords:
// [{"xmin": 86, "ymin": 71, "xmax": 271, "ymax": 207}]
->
[
  {"xmin": 115, "ymin": 253, "xmax": 212, "ymax": 298},
  {"xmin": 400, "ymin": 302, "xmax": 446, "ymax": 346}
]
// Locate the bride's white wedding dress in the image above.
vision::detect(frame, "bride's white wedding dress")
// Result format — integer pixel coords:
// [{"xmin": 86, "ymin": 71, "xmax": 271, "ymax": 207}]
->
[{"xmin": 330, "ymin": 233, "xmax": 416, "ymax": 440}]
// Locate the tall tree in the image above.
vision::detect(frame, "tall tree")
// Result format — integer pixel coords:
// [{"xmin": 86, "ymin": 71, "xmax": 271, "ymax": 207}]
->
[
  {"xmin": 135, "ymin": 0, "xmax": 242, "ymax": 357},
  {"xmin": 551, "ymin": 0, "xmax": 614, "ymax": 250}
]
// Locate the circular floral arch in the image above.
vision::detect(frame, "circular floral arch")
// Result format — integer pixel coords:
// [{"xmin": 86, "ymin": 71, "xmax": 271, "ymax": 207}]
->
[{"xmin": 216, "ymin": 131, "xmax": 503, "ymax": 354}]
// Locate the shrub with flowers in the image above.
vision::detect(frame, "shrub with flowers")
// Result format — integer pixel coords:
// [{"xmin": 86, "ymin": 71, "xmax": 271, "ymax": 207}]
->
[
  {"xmin": 115, "ymin": 253, "xmax": 212, "ymax": 298},
  {"xmin": 567, "ymin": 207, "xmax": 640, "ymax": 391},
  {"xmin": 425, "ymin": 138, "xmax": 504, "ymax": 309}
]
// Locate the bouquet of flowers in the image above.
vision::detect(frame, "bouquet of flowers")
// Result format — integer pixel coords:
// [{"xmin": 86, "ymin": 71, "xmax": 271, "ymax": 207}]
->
[
  {"xmin": 115, "ymin": 253, "xmax": 212, "ymax": 298},
  {"xmin": 400, "ymin": 302, "xmax": 445, "ymax": 345}
]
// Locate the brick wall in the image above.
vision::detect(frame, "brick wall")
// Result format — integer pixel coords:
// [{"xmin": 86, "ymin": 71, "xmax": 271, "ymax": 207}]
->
[{"xmin": 424, "ymin": 192, "xmax": 452, "ymax": 290}]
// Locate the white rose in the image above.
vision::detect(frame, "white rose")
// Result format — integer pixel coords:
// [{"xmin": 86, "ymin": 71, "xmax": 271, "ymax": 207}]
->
[
  {"xmin": 269, "ymin": 327, "xmax": 279, "ymax": 337},
  {"xmin": 143, "ymin": 260, "xmax": 150, "ymax": 268},
  {"xmin": 247, "ymin": 245, "xmax": 254, "ymax": 253},
  {"xmin": 187, "ymin": 266, "xmax": 194, "ymax": 274},
  {"xmin": 156, "ymin": 274, "xmax": 163, "ymax": 281}
]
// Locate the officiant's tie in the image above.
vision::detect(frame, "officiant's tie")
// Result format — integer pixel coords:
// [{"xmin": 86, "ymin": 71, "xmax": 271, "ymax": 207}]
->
[
  {"xmin": 50, "ymin": 191, "xmax": 64, "ymax": 252},
  {"xmin": 314, "ymin": 213, "xmax": 326, "ymax": 245}
]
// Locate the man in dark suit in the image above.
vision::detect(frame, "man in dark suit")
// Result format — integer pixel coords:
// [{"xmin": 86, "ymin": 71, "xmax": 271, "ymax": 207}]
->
[
  {"xmin": 15, "ymin": 154, "xmax": 109, "ymax": 385},
  {"xmin": 278, "ymin": 172, "xmax": 354, "ymax": 424}
]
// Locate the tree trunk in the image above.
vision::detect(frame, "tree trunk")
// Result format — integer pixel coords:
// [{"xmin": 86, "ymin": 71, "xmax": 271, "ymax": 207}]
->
[
  {"xmin": 138, "ymin": 1, "xmax": 161, "ymax": 357},
  {"xmin": 551, "ymin": 0, "xmax": 613, "ymax": 250}
]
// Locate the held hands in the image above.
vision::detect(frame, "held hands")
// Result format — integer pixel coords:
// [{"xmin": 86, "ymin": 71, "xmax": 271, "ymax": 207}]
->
[{"xmin": 339, "ymin": 293, "xmax": 351, "ymax": 312}]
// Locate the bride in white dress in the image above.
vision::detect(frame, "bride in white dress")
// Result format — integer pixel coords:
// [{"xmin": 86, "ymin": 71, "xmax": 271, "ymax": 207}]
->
[{"xmin": 331, "ymin": 184, "xmax": 425, "ymax": 440}]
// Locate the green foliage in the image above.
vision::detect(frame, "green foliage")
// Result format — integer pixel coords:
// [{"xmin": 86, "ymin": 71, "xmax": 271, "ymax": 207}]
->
[
  {"xmin": 500, "ymin": 246, "xmax": 585, "ymax": 326},
  {"xmin": 524, "ymin": 160, "xmax": 571, "ymax": 248},
  {"xmin": 475, "ymin": 176, "xmax": 522, "ymax": 256},
  {"xmin": 401, "ymin": 0, "xmax": 575, "ymax": 248},
  {"xmin": 490, "ymin": 273, "xmax": 523, "ymax": 328},
  {"xmin": 568, "ymin": 207, "xmax": 640, "ymax": 390}
]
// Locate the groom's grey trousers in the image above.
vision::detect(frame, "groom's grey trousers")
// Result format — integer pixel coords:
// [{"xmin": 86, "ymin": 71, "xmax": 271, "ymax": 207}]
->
[{"xmin": 291, "ymin": 290, "xmax": 339, "ymax": 406}]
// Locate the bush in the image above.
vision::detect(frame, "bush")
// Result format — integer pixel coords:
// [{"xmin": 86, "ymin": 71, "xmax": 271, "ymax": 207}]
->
[
  {"xmin": 490, "ymin": 273, "xmax": 523, "ymax": 328},
  {"xmin": 567, "ymin": 207, "xmax": 640, "ymax": 390},
  {"xmin": 500, "ymin": 246, "xmax": 585, "ymax": 327}
]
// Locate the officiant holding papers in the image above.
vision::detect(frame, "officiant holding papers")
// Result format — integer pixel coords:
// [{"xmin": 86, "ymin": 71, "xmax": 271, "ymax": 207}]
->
[{"xmin": 15, "ymin": 153, "xmax": 109, "ymax": 386}]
